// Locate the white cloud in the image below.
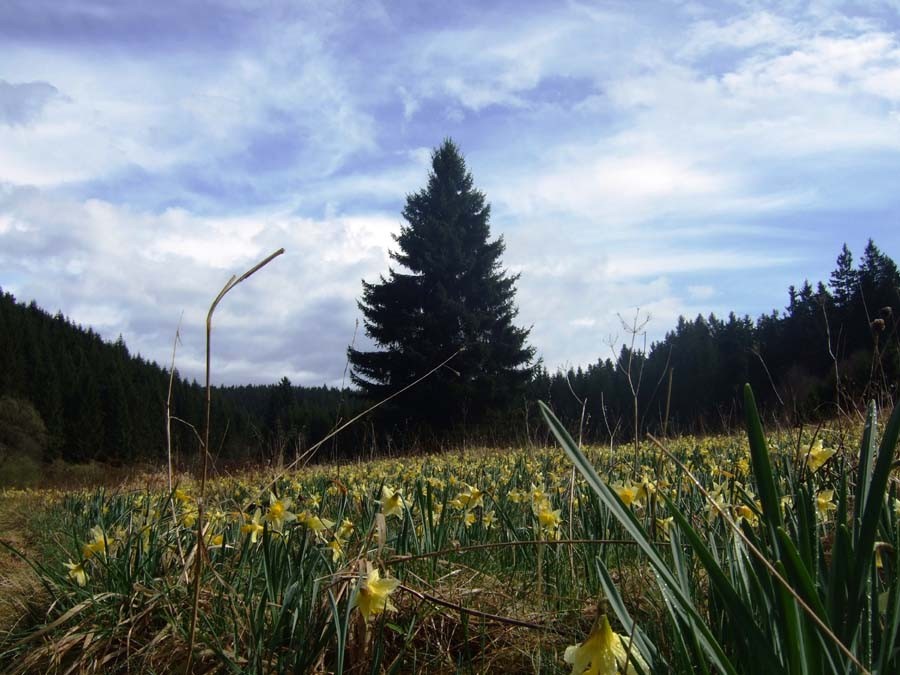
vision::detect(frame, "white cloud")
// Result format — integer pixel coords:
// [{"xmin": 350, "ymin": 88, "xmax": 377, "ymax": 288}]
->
[
  {"xmin": 0, "ymin": 23, "xmax": 377, "ymax": 191},
  {"xmin": 687, "ymin": 284, "xmax": 716, "ymax": 300},
  {"xmin": 683, "ymin": 11, "xmax": 802, "ymax": 55},
  {"xmin": 1, "ymin": 0, "xmax": 899, "ymax": 387},
  {"xmin": 0, "ymin": 186, "xmax": 399, "ymax": 385}
]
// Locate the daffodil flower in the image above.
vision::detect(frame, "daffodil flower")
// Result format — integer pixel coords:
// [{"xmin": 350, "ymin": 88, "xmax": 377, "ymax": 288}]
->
[
  {"xmin": 780, "ymin": 495, "xmax": 794, "ymax": 515},
  {"xmin": 241, "ymin": 509, "xmax": 265, "ymax": 543},
  {"xmin": 564, "ymin": 614, "xmax": 649, "ymax": 675},
  {"xmin": 656, "ymin": 516, "xmax": 674, "ymax": 540},
  {"xmin": 816, "ymin": 490, "xmax": 837, "ymax": 517},
  {"xmin": 874, "ymin": 541, "xmax": 894, "ymax": 570},
  {"xmin": 336, "ymin": 518, "xmax": 355, "ymax": 540},
  {"xmin": 82, "ymin": 526, "xmax": 111, "ymax": 559},
  {"xmin": 180, "ymin": 506, "xmax": 198, "ymax": 528},
  {"xmin": 613, "ymin": 483, "xmax": 640, "ymax": 508},
  {"xmin": 379, "ymin": 486, "xmax": 406, "ymax": 519},
  {"xmin": 452, "ymin": 484, "xmax": 485, "ymax": 510},
  {"xmin": 328, "ymin": 538, "xmax": 344, "ymax": 563},
  {"xmin": 534, "ymin": 497, "xmax": 562, "ymax": 539},
  {"xmin": 636, "ymin": 475, "xmax": 656, "ymax": 503},
  {"xmin": 300, "ymin": 511, "xmax": 335, "ymax": 539},
  {"xmin": 806, "ymin": 439, "xmax": 835, "ymax": 473},
  {"xmin": 266, "ymin": 492, "xmax": 297, "ymax": 532},
  {"xmin": 355, "ymin": 567, "xmax": 401, "ymax": 622},
  {"xmin": 64, "ymin": 561, "xmax": 89, "ymax": 587}
]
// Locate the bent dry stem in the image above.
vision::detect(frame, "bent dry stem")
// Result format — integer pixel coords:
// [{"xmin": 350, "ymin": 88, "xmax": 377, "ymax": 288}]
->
[{"xmin": 186, "ymin": 247, "xmax": 284, "ymax": 675}]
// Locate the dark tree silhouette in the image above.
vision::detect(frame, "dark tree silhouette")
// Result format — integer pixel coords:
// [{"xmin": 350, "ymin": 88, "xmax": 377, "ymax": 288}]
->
[{"xmin": 348, "ymin": 139, "xmax": 535, "ymax": 433}]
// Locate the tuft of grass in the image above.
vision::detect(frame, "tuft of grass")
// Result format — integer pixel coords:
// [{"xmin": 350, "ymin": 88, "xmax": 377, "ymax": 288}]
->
[{"xmin": 541, "ymin": 385, "xmax": 900, "ymax": 674}]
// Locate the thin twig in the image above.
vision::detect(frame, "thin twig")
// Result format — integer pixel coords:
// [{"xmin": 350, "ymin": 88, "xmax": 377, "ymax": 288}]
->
[
  {"xmin": 750, "ymin": 347, "xmax": 785, "ymax": 408},
  {"xmin": 253, "ymin": 348, "xmax": 464, "ymax": 501},
  {"xmin": 398, "ymin": 584, "xmax": 556, "ymax": 633},
  {"xmin": 383, "ymin": 537, "xmax": 669, "ymax": 566},
  {"xmin": 185, "ymin": 247, "xmax": 284, "ymax": 675},
  {"xmin": 165, "ymin": 314, "xmax": 187, "ymax": 571}
]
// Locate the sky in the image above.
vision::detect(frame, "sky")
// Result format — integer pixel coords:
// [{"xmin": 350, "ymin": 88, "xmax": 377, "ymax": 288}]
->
[{"xmin": 1, "ymin": 0, "xmax": 899, "ymax": 386}]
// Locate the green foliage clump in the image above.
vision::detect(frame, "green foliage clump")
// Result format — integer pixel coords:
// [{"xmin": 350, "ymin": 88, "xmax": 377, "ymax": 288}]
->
[{"xmin": 0, "ymin": 396, "xmax": 47, "ymax": 487}]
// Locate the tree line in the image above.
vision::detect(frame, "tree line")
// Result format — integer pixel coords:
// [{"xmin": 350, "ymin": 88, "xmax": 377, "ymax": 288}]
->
[
  {"xmin": 0, "ymin": 237, "xmax": 896, "ymax": 468},
  {"xmin": 0, "ymin": 293, "xmax": 366, "ymax": 466},
  {"xmin": 533, "ymin": 240, "xmax": 899, "ymax": 443}
]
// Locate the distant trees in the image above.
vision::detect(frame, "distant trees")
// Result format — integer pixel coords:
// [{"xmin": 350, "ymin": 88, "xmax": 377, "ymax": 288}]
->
[
  {"xmin": 348, "ymin": 139, "xmax": 535, "ymax": 435},
  {"xmin": 0, "ymin": 290, "xmax": 364, "ymax": 464},
  {"xmin": 0, "ymin": 235, "xmax": 896, "ymax": 463},
  {"xmin": 536, "ymin": 239, "xmax": 899, "ymax": 443}
]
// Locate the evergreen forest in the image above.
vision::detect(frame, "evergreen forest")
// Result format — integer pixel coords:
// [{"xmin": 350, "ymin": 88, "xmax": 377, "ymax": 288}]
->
[{"xmin": 0, "ymin": 239, "xmax": 897, "ymax": 469}]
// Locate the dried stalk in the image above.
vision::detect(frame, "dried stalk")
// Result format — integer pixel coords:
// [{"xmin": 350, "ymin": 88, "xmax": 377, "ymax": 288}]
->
[{"xmin": 185, "ymin": 247, "xmax": 284, "ymax": 674}]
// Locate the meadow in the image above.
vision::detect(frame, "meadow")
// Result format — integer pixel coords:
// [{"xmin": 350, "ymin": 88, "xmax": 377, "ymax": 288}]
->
[{"xmin": 1, "ymin": 387, "xmax": 898, "ymax": 674}]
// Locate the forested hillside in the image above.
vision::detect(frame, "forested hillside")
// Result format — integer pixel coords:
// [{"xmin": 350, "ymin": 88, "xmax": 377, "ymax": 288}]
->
[
  {"xmin": 0, "ymin": 240, "xmax": 897, "ymax": 467},
  {"xmin": 0, "ymin": 295, "xmax": 361, "ymax": 465},
  {"xmin": 536, "ymin": 239, "xmax": 899, "ymax": 440}
]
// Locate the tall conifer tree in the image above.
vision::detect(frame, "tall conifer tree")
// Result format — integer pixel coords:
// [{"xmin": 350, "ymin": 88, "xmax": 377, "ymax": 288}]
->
[{"xmin": 348, "ymin": 139, "xmax": 535, "ymax": 431}]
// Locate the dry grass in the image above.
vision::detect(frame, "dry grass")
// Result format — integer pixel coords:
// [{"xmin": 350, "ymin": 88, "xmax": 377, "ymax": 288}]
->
[{"xmin": 0, "ymin": 492, "xmax": 50, "ymax": 637}]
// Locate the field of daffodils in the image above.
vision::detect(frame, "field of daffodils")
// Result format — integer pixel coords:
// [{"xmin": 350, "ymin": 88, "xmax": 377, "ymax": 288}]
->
[{"xmin": 1, "ymin": 389, "xmax": 898, "ymax": 674}]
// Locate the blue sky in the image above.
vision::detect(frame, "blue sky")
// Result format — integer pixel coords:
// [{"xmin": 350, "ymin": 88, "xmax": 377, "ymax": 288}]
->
[{"xmin": 1, "ymin": 0, "xmax": 898, "ymax": 385}]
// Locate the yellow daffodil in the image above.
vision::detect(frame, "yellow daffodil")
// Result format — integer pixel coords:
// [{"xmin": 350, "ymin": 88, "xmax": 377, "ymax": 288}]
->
[
  {"xmin": 564, "ymin": 614, "xmax": 649, "ymax": 675},
  {"xmin": 266, "ymin": 493, "xmax": 297, "ymax": 531},
  {"xmin": 460, "ymin": 484, "xmax": 485, "ymax": 509},
  {"xmin": 300, "ymin": 511, "xmax": 335, "ymax": 538},
  {"xmin": 613, "ymin": 483, "xmax": 639, "ymax": 508},
  {"xmin": 535, "ymin": 498, "xmax": 562, "ymax": 539},
  {"xmin": 379, "ymin": 486, "xmax": 406, "ymax": 519},
  {"xmin": 636, "ymin": 475, "xmax": 656, "ymax": 504},
  {"xmin": 328, "ymin": 538, "xmax": 344, "ymax": 563},
  {"xmin": 735, "ymin": 502, "xmax": 759, "ymax": 527},
  {"xmin": 816, "ymin": 490, "xmax": 837, "ymax": 517},
  {"xmin": 241, "ymin": 509, "xmax": 265, "ymax": 543},
  {"xmin": 82, "ymin": 526, "xmax": 111, "ymax": 559},
  {"xmin": 780, "ymin": 495, "xmax": 794, "ymax": 515},
  {"xmin": 336, "ymin": 518, "xmax": 355, "ymax": 540},
  {"xmin": 807, "ymin": 439, "xmax": 836, "ymax": 473},
  {"xmin": 656, "ymin": 516, "xmax": 674, "ymax": 540},
  {"xmin": 355, "ymin": 567, "xmax": 401, "ymax": 622},
  {"xmin": 875, "ymin": 542, "xmax": 890, "ymax": 570},
  {"xmin": 64, "ymin": 561, "xmax": 89, "ymax": 587},
  {"xmin": 180, "ymin": 506, "xmax": 198, "ymax": 528}
]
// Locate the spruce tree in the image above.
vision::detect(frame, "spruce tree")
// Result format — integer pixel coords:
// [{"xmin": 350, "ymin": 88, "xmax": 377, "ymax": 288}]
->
[
  {"xmin": 348, "ymin": 139, "xmax": 535, "ymax": 432},
  {"xmin": 829, "ymin": 243, "xmax": 858, "ymax": 313}
]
